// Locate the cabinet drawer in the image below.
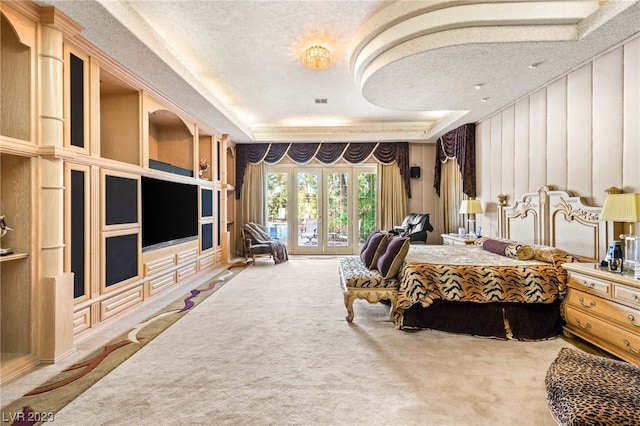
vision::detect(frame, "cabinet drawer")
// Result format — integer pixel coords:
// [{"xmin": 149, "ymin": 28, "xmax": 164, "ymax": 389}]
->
[
  {"xmin": 565, "ymin": 306, "xmax": 640, "ymax": 362},
  {"xmin": 568, "ymin": 272, "xmax": 611, "ymax": 296},
  {"xmin": 148, "ymin": 271, "xmax": 177, "ymax": 297},
  {"xmin": 100, "ymin": 287, "xmax": 144, "ymax": 321},
  {"xmin": 614, "ymin": 284, "xmax": 640, "ymax": 309},
  {"xmin": 176, "ymin": 262, "xmax": 197, "ymax": 282},
  {"xmin": 566, "ymin": 288, "xmax": 640, "ymax": 332}
]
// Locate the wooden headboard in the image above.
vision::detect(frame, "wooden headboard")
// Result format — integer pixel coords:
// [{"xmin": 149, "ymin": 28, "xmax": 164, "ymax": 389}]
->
[{"xmin": 497, "ymin": 186, "xmax": 606, "ymax": 262}]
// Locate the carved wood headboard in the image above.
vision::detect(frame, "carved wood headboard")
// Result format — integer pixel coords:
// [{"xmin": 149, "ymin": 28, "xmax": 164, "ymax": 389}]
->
[{"xmin": 497, "ymin": 186, "xmax": 606, "ymax": 262}]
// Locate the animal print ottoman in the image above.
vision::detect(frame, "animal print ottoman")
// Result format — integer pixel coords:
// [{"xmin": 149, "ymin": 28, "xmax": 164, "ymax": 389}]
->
[{"xmin": 545, "ymin": 347, "xmax": 640, "ymax": 425}]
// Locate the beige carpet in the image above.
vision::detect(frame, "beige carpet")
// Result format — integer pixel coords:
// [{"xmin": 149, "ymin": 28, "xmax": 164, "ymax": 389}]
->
[{"xmin": 50, "ymin": 256, "xmax": 574, "ymax": 425}]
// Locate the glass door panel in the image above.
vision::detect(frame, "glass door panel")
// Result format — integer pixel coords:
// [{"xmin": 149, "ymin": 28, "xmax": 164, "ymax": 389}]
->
[
  {"xmin": 357, "ymin": 171, "xmax": 377, "ymax": 247},
  {"xmin": 266, "ymin": 172, "xmax": 289, "ymax": 246},
  {"xmin": 267, "ymin": 166, "xmax": 376, "ymax": 255},
  {"xmin": 325, "ymin": 171, "xmax": 349, "ymax": 253},
  {"xmin": 296, "ymin": 170, "xmax": 322, "ymax": 253}
]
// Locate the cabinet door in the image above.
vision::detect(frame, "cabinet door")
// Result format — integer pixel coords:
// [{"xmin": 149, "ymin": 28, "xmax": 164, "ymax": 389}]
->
[{"xmin": 66, "ymin": 164, "xmax": 91, "ymax": 301}]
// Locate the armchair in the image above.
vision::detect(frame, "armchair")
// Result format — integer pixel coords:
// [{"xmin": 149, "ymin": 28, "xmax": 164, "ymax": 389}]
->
[
  {"xmin": 393, "ymin": 213, "xmax": 434, "ymax": 244},
  {"xmin": 242, "ymin": 222, "xmax": 289, "ymax": 264}
]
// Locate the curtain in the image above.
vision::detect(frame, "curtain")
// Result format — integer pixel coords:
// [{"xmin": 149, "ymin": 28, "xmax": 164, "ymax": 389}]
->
[
  {"xmin": 378, "ymin": 162, "xmax": 407, "ymax": 231},
  {"xmin": 440, "ymin": 158, "xmax": 465, "ymax": 233},
  {"xmin": 236, "ymin": 142, "xmax": 410, "ymax": 200},
  {"xmin": 238, "ymin": 162, "xmax": 266, "ymax": 255},
  {"xmin": 434, "ymin": 123, "xmax": 476, "ymax": 197}
]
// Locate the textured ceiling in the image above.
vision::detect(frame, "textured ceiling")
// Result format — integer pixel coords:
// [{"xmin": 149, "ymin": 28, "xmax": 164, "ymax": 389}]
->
[{"xmin": 36, "ymin": 0, "xmax": 640, "ymax": 144}]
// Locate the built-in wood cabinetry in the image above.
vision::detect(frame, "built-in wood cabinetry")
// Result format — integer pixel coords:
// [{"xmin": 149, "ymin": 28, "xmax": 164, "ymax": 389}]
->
[
  {"xmin": 562, "ymin": 263, "xmax": 640, "ymax": 364},
  {"xmin": 0, "ymin": 2, "xmax": 233, "ymax": 384}
]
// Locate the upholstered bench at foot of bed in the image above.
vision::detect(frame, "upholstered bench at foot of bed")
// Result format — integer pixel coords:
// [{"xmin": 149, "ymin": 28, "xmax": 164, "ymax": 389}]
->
[
  {"xmin": 338, "ymin": 256, "xmax": 398, "ymax": 323},
  {"xmin": 545, "ymin": 347, "xmax": 640, "ymax": 425}
]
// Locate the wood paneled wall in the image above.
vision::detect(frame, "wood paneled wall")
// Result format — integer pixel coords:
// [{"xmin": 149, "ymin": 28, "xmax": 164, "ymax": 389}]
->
[
  {"xmin": 477, "ymin": 36, "xmax": 639, "ymax": 239},
  {"xmin": 408, "ymin": 35, "xmax": 639, "ymax": 244}
]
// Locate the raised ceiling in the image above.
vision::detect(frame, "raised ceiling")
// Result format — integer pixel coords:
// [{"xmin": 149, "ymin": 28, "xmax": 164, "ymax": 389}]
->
[{"xmin": 36, "ymin": 0, "xmax": 640, "ymax": 144}]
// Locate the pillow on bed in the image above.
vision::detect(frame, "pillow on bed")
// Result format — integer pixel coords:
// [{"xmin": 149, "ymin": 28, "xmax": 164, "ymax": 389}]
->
[
  {"xmin": 481, "ymin": 238, "xmax": 534, "ymax": 260},
  {"xmin": 531, "ymin": 245, "xmax": 570, "ymax": 263},
  {"xmin": 376, "ymin": 236, "xmax": 410, "ymax": 279},
  {"xmin": 360, "ymin": 231, "xmax": 390, "ymax": 269}
]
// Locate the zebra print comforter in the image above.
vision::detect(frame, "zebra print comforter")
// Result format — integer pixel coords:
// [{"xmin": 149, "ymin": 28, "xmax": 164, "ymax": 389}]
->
[{"xmin": 396, "ymin": 245, "xmax": 574, "ymax": 310}]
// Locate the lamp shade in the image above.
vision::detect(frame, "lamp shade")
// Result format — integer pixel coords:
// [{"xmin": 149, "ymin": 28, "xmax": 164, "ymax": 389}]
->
[
  {"xmin": 600, "ymin": 194, "xmax": 640, "ymax": 222},
  {"xmin": 459, "ymin": 199, "xmax": 483, "ymax": 215}
]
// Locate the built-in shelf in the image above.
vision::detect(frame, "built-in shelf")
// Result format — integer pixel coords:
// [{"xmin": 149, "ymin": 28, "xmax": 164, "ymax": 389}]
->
[
  {"xmin": 100, "ymin": 68, "xmax": 140, "ymax": 166},
  {"xmin": 0, "ymin": 253, "xmax": 29, "ymax": 263},
  {"xmin": 148, "ymin": 109, "xmax": 194, "ymax": 175}
]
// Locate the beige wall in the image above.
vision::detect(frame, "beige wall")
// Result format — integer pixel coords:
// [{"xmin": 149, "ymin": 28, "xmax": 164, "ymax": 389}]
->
[
  {"xmin": 408, "ymin": 35, "xmax": 640, "ymax": 243},
  {"xmin": 407, "ymin": 143, "xmax": 444, "ymax": 242}
]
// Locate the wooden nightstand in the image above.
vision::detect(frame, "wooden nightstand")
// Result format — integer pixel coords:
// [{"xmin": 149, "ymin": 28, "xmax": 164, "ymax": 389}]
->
[
  {"xmin": 441, "ymin": 234, "xmax": 477, "ymax": 246},
  {"xmin": 562, "ymin": 262, "xmax": 640, "ymax": 364}
]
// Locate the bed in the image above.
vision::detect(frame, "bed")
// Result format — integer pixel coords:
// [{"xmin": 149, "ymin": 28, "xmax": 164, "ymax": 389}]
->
[{"xmin": 394, "ymin": 187, "xmax": 606, "ymax": 340}]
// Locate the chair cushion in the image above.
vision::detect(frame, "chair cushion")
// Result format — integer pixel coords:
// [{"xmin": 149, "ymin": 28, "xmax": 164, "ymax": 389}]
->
[
  {"xmin": 250, "ymin": 244, "xmax": 272, "ymax": 255},
  {"xmin": 376, "ymin": 236, "xmax": 410, "ymax": 279},
  {"xmin": 339, "ymin": 256, "xmax": 398, "ymax": 289}
]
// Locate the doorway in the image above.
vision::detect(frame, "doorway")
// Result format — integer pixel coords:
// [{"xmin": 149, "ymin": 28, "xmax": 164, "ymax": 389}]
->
[{"xmin": 266, "ymin": 165, "xmax": 377, "ymax": 255}]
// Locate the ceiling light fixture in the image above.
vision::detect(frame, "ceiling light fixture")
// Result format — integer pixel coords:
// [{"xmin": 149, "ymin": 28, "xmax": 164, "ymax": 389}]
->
[
  {"xmin": 481, "ymin": 97, "xmax": 489, "ymax": 102},
  {"xmin": 529, "ymin": 62, "xmax": 542, "ymax": 70},
  {"xmin": 303, "ymin": 45, "xmax": 332, "ymax": 71},
  {"xmin": 474, "ymin": 83, "xmax": 484, "ymax": 90}
]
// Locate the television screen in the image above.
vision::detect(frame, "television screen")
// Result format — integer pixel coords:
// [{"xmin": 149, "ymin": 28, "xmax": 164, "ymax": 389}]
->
[{"xmin": 142, "ymin": 176, "xmax": 198, "ymax": 250}]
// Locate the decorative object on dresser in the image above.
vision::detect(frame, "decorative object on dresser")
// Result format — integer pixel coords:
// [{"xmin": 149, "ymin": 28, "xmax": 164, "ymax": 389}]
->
[
  {"xmin": 0, "ymin": 214, "xmax": 13, "ymax": 256},
  {"xmin": 599, "ymin": 190, "xmax": 640, "ymax": 277},
  {"xmin": 561, "ymin": 262, "xmax": 640, "ymax": 364},
  {"xmin": 458, "ymin": 198, "xmax": 483, "ymax": 236}
]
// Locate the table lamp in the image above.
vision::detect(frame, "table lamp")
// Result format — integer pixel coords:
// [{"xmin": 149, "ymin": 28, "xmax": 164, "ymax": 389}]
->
[
  {"xmin": 459, "ymin": 199, "xmax": 483, "ymax": 236},
  {"xmin": 599, "ymin": 193, "xmax": 640, "ymax": 277}
]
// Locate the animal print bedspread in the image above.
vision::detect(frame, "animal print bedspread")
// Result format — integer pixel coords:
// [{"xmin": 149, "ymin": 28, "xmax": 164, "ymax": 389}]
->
[{"xmin": 397, "ymin": 245, "xmax": 572, "ymax": 310}]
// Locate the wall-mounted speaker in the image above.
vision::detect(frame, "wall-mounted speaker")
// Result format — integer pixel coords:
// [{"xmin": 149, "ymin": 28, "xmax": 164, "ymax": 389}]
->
[{"xmin": 410, "ymin": 166, "xmax": 421, "ymax": 178}]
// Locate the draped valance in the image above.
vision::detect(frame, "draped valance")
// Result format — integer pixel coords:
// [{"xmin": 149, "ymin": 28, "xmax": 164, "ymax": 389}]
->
[
  {"xmin": 434, "ymin": 123, "xmax": 476, "ymax": 197},
  {"xmin": 236, "ymin": 142, "xmax": 410, "ymax": 199}
]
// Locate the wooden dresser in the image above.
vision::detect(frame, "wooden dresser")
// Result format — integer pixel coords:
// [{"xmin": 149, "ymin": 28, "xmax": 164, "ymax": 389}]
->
[
  {"xmin": 441, "ymin": 234, "xmax": 477, "ymax": 245},
  {"xmin": 562, "ymin": 262, "xmax": 640, "ymax": 364}
]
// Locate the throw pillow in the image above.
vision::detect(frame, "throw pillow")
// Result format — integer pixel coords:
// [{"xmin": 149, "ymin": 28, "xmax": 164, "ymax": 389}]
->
[
  {"xmin": 376, "ymin": 236, "xmax": 410, "ymax": 279},
  {"xmin": 360, "ymin": 231, "xmax": 388, "ymax": 268},
  {"xmin": 481, "ymin": 238, "xmax": 534, "ymax": 260},
  {"xmin": 369, "ymin": 233, "xmax": 392, "ymax": 270},
  {"xmin": 359, "ymin": 230, "xmax": 378, "ymax": 257},
  {"xmin": 532, "ymin": 245, "xmax": 569, "ymax": 263}
]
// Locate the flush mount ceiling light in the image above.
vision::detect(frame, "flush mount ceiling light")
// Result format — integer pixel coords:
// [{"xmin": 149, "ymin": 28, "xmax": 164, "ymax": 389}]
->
[{"xmin": 303, "ymin": 45, "xmax": 332, "ymax": 71}]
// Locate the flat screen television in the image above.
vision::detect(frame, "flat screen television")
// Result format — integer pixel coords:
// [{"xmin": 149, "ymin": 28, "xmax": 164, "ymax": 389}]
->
[{"xmin": 142, "ymin": 176, "xmax": 198, "ymax": 251}]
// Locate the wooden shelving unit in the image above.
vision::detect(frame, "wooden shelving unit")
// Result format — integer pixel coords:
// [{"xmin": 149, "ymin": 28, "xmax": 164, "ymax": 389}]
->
[{"xmin": 0, "ymin": 2, "xmax": 234, "ymax": 384}]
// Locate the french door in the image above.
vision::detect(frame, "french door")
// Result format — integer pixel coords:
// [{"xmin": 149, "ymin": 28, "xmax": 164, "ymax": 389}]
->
[{"xmin": 266, "ymin": 166, "xmax": 377, "ymax": 255}]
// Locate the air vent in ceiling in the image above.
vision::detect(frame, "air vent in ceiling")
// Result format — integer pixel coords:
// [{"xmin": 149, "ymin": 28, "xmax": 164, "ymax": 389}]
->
[{"xmin": 315, "ymin": 98, "xmax": 328, "ymax": 104}]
